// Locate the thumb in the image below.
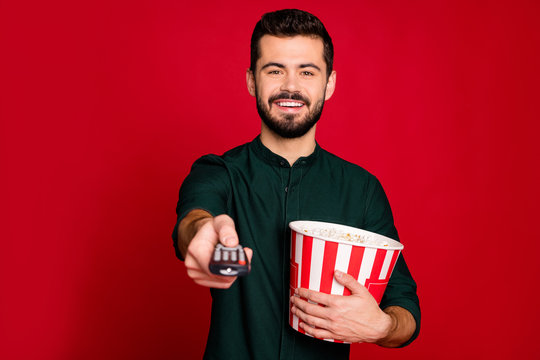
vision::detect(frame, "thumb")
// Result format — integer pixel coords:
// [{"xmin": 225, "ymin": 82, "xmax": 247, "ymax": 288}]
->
[
  {"xmin": 213, "ymin": 214, "xmax": 238, "ymax": 247},
  {"xmin": 334, "ymin": 270, "xmax": 369, "ymax": 296}
]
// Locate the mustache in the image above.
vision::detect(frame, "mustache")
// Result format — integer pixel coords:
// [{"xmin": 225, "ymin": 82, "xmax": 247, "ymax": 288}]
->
[{"xmin": 268, "ymin": 92, "xmax": 310, "ymax": 106}]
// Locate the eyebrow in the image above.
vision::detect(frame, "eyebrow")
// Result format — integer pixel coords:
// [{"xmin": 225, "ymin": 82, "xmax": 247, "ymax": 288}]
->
[
  {"xmin": 260, "ymin": 62, "xmax": 322, "ymax": 72},
  {"xmin": 299, "ymin": 63, "xmax": 321, "ymax": 72},
  {"xmin": 260, "ymin": 62, "xmax": 285, "ymax": 70}
]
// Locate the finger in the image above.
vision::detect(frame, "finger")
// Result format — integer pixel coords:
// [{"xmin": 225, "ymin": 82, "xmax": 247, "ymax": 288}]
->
[
  {"xmin": 299, "ymin": 322, "xmax": 338, "ymax": 342},
  {"xmin": 291, "ymin": 295, "xmax": 332, "ymax": 319},
  {"xmin": 187, "ymin": 268, "xmax": 237, "ymax": 286},
  {"xmin": 291, "ymin": 304, "xmax": 331, "ymax": 330},
  {"xmin": 334, "ymin": 270, "xmax": 368, "ymax": 296},
  {"xmin": 295, "ymin": 287, "xmax": 333, "ymax": 306},
  {"xmin": 185, "ymin": 247, "xmax": 214, "ymax": 275},
  {"xmin": 244, "ymin": 247, "xmax": 253, "ymax": 263},
  {"xmin": 184, "ymin": 253, "xmax": 205, "ymax": 274},
  {"xmin": 187, "ymin": 263, "xmax": 239, "ymax": 281},
  {"xmin": 186, "ymin": 267, "xmax": 232, "ymax": 281},
  {"xmin": 213, "ymin": 215, "xmax": 238, "ymax": 247}
]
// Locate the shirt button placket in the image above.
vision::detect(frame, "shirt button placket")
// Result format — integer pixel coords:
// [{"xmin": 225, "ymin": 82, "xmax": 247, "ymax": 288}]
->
[
  {"xmin": 280, "ymin": 160, "xmax": 289, "ymax": 193},
  {"xmin": 280, "ymin": 161, "xmax": 295, "ymax": 358}
]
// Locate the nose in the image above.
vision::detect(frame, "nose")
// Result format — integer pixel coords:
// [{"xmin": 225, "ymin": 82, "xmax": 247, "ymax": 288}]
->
[{"xmin": 280, "ymin": 72, "xmax": 299, "ymax": 93}]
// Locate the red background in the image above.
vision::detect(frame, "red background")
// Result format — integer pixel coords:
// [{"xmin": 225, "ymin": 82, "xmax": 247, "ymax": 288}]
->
[{"xmin": 2, "ymin": 0, "xmax": 539, "ymax": 359}]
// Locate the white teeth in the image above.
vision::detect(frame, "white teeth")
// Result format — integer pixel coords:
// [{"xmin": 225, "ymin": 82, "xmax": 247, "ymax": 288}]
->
[{"xmin": 277, "ymin": 101, "xmax": 303, "ymax": 107}]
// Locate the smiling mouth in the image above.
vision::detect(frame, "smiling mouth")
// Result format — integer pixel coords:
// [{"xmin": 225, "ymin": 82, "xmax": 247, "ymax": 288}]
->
[
  {"xmin": 269, "ymin": 92, "xmax": 310, "ymax": 111},
  {"xmin": 274, "ymin": 100, "xmax": 305, "ymax": 108}
]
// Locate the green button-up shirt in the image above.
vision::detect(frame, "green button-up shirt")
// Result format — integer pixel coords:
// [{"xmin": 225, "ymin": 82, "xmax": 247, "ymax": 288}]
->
[{"xmin": 173, "ymin": 136, "xmax": 420, "ymax": 359}]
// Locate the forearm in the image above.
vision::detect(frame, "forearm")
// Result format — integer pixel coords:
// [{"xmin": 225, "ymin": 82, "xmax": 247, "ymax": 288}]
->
[
  {"xmin": 177, "ymin": 209, "xmax": 213, "ymax": 258},
  {"xmin": 376, "ymin": 306, "xmax": 416, "ymax": 348}
]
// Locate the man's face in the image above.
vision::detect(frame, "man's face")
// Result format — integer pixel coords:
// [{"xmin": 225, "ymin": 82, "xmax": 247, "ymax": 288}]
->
[{"xmin": 247, "ymin": 35, "xmax": 336, "ymax": 138}]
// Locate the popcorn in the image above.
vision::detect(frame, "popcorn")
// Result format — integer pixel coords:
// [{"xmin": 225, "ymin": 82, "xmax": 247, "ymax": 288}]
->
[{"xmin": 303, "ymin": 227, "xmax": 389, "ymax": 247}]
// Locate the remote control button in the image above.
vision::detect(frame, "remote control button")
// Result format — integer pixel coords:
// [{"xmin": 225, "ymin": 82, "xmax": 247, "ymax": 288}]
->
[
  {"xmin": 220, "ymin": 268, "xmax": 237, "ymax": 276},
  {"xmin": 223, "ymin": 250, "xmax": 229, "ymax": 262},
  {"xmin": 238, "ymin": 249, "xmax": 246, "ymax": 265},
  {"xmin": 231, "ymin": 250, "xmax": 237, "ymax": 262},
  {"xmin": 213, "ymin": 250, "xmax": 221, "ymax": 262}
]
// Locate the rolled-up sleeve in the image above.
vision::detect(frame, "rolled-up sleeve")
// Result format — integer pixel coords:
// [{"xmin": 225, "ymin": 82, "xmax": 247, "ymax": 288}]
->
[{"xmin": 172, "ymin": 155, "xmax": 231, "ymax": 261}]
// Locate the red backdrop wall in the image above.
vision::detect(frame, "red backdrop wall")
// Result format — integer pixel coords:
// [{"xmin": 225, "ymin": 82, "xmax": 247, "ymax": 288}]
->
[{"xmin": 2, "ymin": 0, "xmax": 539, "ymax": 359}]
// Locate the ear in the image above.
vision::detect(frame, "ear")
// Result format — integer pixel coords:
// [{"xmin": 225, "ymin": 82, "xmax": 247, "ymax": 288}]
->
[
  {"xmin": 324, "ymin": 70, "xmax": 337, "ymax": 101},
  {"xmin": 246, "ymin": 69, "xmax": 256, "ymax": 97}
]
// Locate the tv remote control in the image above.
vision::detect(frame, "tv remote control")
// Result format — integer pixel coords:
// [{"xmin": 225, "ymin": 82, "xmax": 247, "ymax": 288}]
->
[{"xmin": 209, "ymin": 244, "xmax": 250, "ymax": 277}]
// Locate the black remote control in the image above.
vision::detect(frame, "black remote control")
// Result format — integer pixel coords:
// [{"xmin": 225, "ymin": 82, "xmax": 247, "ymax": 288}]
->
[{"xmin": 209, "ymin": 244, "xmax": 250, "ymax": 276}]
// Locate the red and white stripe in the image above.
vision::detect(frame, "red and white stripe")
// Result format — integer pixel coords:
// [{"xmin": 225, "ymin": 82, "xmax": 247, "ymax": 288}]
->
[{"xmin": 289, "ymin": 232, "xmax": 401, "ymax": 343}]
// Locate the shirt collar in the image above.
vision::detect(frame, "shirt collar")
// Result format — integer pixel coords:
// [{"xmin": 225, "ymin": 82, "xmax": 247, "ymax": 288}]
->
[{"xmin": 250, "ymin": 135, "xmax": 321, "ymax": 168}]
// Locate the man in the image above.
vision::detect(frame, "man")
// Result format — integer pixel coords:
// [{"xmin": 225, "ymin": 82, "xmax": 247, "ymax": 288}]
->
[{"xmin": 173, "ymin": 9, "xmax": 420, "ymax": 359}]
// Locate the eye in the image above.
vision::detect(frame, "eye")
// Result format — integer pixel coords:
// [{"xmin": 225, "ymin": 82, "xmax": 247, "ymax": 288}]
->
[
  {"xmin": 268, "ymin": 70, "xmax": 282, "ymax": 75},
  {"xmin": 301, "ymin": 71, "xmax": 314, "ymax": 76}
]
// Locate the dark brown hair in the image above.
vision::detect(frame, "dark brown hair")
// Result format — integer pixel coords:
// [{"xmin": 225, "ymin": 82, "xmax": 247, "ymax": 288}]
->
[{"xmin": 250, "ymin": 9, "xmax": 334, "ymax": 78}]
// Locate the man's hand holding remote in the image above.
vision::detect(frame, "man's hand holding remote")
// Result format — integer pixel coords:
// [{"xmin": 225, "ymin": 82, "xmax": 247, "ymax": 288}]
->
[{"xmin": 178, "ymin": 210, "xmax": 253, "ymax": 288}]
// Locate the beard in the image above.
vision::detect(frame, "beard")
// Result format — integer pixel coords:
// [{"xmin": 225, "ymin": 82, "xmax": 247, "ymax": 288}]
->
[{"xmin": 255, "ymin": 90, "xmax": 325, "ymax": 139}]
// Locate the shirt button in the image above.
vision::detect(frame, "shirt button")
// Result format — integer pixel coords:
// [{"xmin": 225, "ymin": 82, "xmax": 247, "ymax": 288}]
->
[{"xmin": 280, "ymin": 161, "xmax": 285, "ymax": 167}]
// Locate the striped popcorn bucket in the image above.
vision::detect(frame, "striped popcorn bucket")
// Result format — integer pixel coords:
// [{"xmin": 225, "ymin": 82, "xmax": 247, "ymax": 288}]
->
[{"xmin": 289, "ymin": 221, "xmax": 404, "ymax": 343}]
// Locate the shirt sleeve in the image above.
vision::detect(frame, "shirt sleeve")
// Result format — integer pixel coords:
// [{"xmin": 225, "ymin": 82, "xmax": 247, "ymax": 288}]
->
[
  {"xmin": 172, "ymin": 154, "xmax": 231, "ymax": 261},
  {"xmin": 363, "ymin": 176, "xmax": 421, "ymax": 347}
]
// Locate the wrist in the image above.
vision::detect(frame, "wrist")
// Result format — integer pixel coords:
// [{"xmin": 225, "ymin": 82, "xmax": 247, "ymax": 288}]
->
[
  {"xmin": 375, "ymin": 311, "xmax": 398, "ymax": 346},
  {"xmin": 178, "ymin": 209, "xmax": 213, "ymax": 258}
]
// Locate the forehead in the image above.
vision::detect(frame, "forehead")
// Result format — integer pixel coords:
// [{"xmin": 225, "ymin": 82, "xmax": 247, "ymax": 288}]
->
[{"xmin": 257, "ymin": 35, "xmax": 325, "ymax": 68}]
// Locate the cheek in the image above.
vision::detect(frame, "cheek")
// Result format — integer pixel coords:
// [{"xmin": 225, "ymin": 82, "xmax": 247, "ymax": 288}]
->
[
  {"xmin": 257, "ymin": 88, "xmax": 278, "ymax": 106},
  {"xmin": 255, "ymin": 82, "xmax": 270, "ymax": 98},
  {"xmin": 257, "ymin": 78, "xmax": 284, "ymax": 95},
  {"xmin": 305, "ymin": 81, "xmax": 327, "ymax": 99}
]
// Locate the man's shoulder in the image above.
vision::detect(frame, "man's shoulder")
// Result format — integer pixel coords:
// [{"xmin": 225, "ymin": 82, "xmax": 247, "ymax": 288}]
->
[
  {"xmin": 194, "ymin": 141, "xmax": 251, "ymax": 165},
  {"xmin": 319, "ymin": 148, "xmax": 377, "ymax": 181},
  {"xmin": 221, "ymin": 141, "xmax": 251, "ymax": 160}
]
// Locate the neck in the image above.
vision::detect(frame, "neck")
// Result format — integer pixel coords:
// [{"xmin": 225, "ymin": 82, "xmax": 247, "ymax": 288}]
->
[{"xmin": 260, "ymin": 124, "xmax": 317, "ymax": 165}]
